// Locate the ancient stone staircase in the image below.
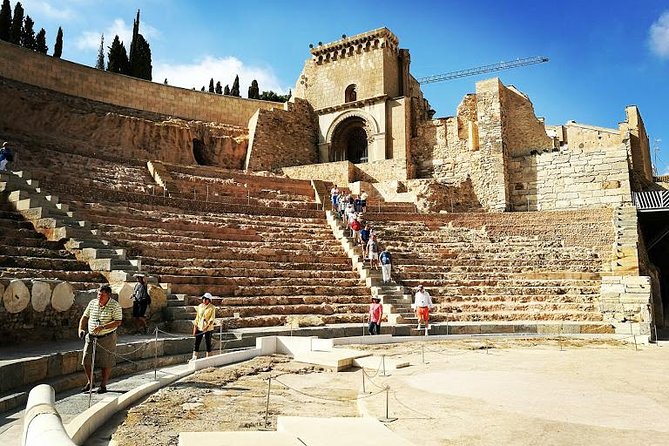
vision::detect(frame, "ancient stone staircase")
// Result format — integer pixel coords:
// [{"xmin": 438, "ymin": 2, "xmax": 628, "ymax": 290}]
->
[{"xmin": 0, "ymin": 171, "xmax": 139, "ymax": 282}]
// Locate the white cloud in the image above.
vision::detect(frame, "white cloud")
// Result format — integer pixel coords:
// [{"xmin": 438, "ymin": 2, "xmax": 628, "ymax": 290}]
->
[
  {"xmin": 75, "ymin": 18, "xmax": 160, "ymax": 51},
  {"xmin": 19, "ymin": 0, "xmax": 76, "ymax": 21},
  {"xmin": 153, "ymin": 56, "xmax": 289, "ymax": 94},
  {"xmin": 649, "ymin": 11, "xmax": 669, "ymax": 59}
]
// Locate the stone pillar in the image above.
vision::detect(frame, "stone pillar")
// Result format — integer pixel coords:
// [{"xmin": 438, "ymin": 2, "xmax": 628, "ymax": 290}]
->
[
  {"xmin": 368, "ymin": 133, "xmax": 386, "ymax": 162},
  {"xmin": 319, "ymin": 142, "xmax": 330, "ymax": 163}
]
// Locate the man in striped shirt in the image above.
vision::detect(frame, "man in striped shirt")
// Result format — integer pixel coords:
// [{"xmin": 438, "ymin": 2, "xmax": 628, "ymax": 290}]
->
[{"xmin": 78, "ymin": 285, "xmax": 123, "ymax": 394}]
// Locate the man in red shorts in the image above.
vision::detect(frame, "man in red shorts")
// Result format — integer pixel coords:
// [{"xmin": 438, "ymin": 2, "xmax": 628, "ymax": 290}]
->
[{"xmin": 411, "ymin": 284, "xmax": 433, "ymax": 330}]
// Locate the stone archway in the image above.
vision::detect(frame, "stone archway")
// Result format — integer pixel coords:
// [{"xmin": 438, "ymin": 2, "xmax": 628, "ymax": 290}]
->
[{"xmin": 330, "ymin": 116, "xmax": 369, "ymax": 163}]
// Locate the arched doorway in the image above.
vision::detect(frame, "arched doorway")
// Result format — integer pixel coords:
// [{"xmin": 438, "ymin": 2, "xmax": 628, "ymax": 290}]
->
[
  {"xmin": 330, "ymin": 116, "xmax": 368, "ymax": 163},
  {"xmin": 192, "ymin": 138, "xmax": 209, "ymax": 165}
]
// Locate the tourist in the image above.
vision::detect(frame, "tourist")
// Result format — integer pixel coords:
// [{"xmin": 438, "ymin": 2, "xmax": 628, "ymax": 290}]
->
[
  {"xmin": 131, "ymin": 274, "xmax": 151, "ymax": 334},
  {"xmin": 379, "ymin": 246, "xmax": 392, "ymax": 284},
  {"xmin": 360, "ymin": 224, "xmax": 371, "ymax": 258},
  {"xmin": 191, "ymin": 292, "xmax": 216, "ymax": 361},
  {"xmin": 338, "ymin": 193, "xmax": 347, "ymax": 219},
  {"xmin": 412, "ymin": 284, "xmax": 433, "ymax": 330},
  {"xmin": 354, "ymin": 194, "xmax": 362, "ymax": 213},
  {"xmin": 78, "ymin": 285, "xmax": 122, "ymax": 394},
  {"xmin": 367, "ymin": 235, "xmax": 379, "ymax": 269},
  {"xmin": 330, "ymin": 184, "xmax": 339, "ymax": 211},
  {"xmin": 0, "ymin": 142, "xmax": 13, "ymax": 171},
  {"xmin": 368, "ymin": 296, "xmax": 383, "ymax": 335},
  {"xmin": 350, "ymin": 215, "xmax": 362, "ymax": 241},
  {"xmin": 360, "ymin": 190, "xmax": 369, "ymax": 212}
]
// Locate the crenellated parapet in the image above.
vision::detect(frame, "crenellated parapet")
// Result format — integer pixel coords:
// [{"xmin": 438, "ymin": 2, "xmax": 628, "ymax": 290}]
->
[{"xmin": 309, "ymin": 28, "xmax": 399, "ymax": 65}]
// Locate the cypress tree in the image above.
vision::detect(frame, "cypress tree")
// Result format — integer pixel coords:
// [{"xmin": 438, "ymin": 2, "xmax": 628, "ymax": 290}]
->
[
  {"xmin": 215, "ymin": 81, "xmax": 222, "ymax": 94},
  {"xmin": 35, "ymin": 27, "xmax": 47, "ymax": 53},
  {"xmin": 95, "ymin": 34, "xmax": 104, "ymax": 69},
  {"xmin": 248, "ymin": 79, "xmax": 260, "ymax": 99},
  {"xmin": 230, "ymin": 75, "xmax": 240, "ymax": 97},
  {"xmin": 53, "ymin": 26, "xmax": 63, "ymax": 58},
  {"xmin": 107, "ymin": 35, "xmax": 129, "ymax": 74},
  {"xmin": 223, "ymin": 85, "xmax": 230, "ymax": 95},
  {"xmin": 128, "ymin": 10, "xmax": 152, "ymax": 80},
  {"xmin": 208, "ymin": 78, "xmax": 215, "ymax": 93},
  {"xmin": 201, "ymin": 86, "xmax": 205, "ymax": 91},
  {"xmin": 9, "ymin": 2, "xmax": 23, "ymax": 45},
  {"xmin": 21, "ymin": 15, "xmax": 35, "ymax": 49},
  {"xmin": 0, "ymin": 0, "xmax": 11, "ymax": 42}
]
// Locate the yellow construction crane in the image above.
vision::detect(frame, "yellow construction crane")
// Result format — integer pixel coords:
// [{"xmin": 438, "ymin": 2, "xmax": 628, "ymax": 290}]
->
[{"xmin": 417, "ymin": 56, "xmax": 549, "ymax": 85}]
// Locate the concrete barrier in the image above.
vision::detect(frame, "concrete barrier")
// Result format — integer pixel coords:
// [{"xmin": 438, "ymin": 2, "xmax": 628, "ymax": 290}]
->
[{"xmin": 22, "ymin": 384, "xmax": 76, "ymax": 446}]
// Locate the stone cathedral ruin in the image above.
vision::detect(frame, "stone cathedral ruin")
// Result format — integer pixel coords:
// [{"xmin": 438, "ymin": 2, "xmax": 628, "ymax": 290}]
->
[{"xmin": 0, "ymin": 27, "xmax": 667, "ymax": 408}]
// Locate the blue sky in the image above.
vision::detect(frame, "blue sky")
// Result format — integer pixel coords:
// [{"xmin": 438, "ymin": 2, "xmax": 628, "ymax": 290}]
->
[{"xmin": 15, "ymin": 0, "xmax": 669, "ymax": 173}]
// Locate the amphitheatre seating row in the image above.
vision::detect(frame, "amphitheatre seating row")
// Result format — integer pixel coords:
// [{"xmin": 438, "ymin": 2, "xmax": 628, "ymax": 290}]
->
[
  {"xmin": 10, "ymin": 147, "xmax": 369, "ymax": 329},
  {"xmin": 364, "ymin": 210, "xmax": 615, "ymax": 323},
  {"xmin": 0, "ymin": 195, "xmax": 106, "ymax": 289}
]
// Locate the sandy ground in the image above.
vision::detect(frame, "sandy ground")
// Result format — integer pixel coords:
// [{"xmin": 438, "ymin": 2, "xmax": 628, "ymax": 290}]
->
[{"xmin": 89, "ymin": 338, "xmax": 669, "ymax": 446}]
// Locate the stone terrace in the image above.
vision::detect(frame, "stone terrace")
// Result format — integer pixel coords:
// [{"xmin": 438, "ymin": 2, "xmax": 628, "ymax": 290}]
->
[
  {"xmin": 0, "ymin": 194, "xmax": 106, "ymax": 289},
  {"xmin": 10, "ymin": 146, "xmax": 369, "ymax": 330},
  {"xmin": 365, "ymin": 209, "xmax": 615, "ymax": 324}
]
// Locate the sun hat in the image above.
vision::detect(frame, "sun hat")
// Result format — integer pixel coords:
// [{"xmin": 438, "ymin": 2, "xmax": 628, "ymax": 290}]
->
[
  {"xmin": 371, "ymin": 297, "xmax": 381, "ymax": 302},
  {"xmin": 202, "ymin": 292, "xmax": 213, "ymax": 300}
]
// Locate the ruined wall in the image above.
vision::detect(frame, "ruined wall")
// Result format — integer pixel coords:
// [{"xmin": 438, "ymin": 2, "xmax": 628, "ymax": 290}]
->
[
  {"xmin": 246, "ymin": 98, "xmax": 319, "ymax": 171},
  {"xmin": 508, "ymin": 146, "xmax": 632, "ymax": 210},
  {"xmin": 620, "ymin": 105, "xmax": 653, "ymax": 184},
  {"xmin": 354, "ymin": 159, "xmax": 408, "ymax": 182},
  {"xmin": 0, "ymin": 40, "xmax": 276, "ymax": 127},
  {"xmin": 499, "ymin": 85, "xmax": 552, "ymax": 156},
  {"xmin": 0, "ymin": 77, "xmax": 249, "ymax": 167}
]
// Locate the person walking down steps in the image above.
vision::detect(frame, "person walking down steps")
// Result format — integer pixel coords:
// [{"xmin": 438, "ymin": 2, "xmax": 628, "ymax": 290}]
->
[
  {"xmin": 379, "ymin": 246, "xmax": 392, "ymax": 284},
  {"xmin": 0, "ymin": 141, "xmax": 14, "ymax": 171},
  {"xmin": 412, "ymin": 284, "xmax": 433, "ymax": 330},
  {"xmin": 131, "ymin": 274, "xmax": 151, "ymax": 334},
  {"xmin": 368, "ymin": 296, "xmax": 383, "ymax": 335},
  {"xmin": 191, "ymin": 292, "xmax": 216, "ymax": 361}
]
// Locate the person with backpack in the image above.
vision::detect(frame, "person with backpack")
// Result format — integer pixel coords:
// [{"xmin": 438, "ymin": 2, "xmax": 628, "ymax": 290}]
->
[
  {"xmin": 0, "ymin": 142, "xmax": 13, "ymax": 171},
  {"xmin": 131, "ymin": 274, "xmax": 151, "ymax": 334},
  {"xmin": 379, "ymin": 247, "xmax": 393, "ymax": 284},
  {"xmin": 367, "ymin": 235, "xmax": 379, "ymax": 269}
]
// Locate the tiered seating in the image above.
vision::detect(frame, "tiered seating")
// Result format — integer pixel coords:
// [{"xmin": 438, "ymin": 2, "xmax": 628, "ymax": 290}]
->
[
  {"xmin": 365, "ymin": 209, "xmax": 614, "ymax": 323},
  {"xmin": 164, "ymin": 163, "xmax": 320, "ymax": 210},
  {"xmin": 0, "ymin": 195, "xmax": 106, "ymax": 288},
  {"xmin": 11, "ymin": 147, "xmax": 368, "ymax": 329}
]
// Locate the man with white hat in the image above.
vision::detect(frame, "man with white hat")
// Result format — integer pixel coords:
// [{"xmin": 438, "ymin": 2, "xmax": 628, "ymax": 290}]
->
[
  {"xmin": 411, "ymin": 284, "xmax": 433, "ymax": 330},
  {"xmin": 191, "ymin": 292, "xmax": 216, "ymax": 361}
]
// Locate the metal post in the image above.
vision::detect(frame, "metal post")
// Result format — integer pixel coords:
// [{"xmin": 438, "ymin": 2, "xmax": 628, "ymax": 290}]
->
[
  {"xmin": 654, "ymin": 323, "xmax": 660, "ymax": 346},
  {"xmin": 264, "ymin": 376, "xmax": 272, "ymax": 429},
  {"xmin": 526, "ymin": 195, "xmax": 530, "ymax": 211},
  {"xmin": 154, "ymin": 328, "xmax": 158, "ymax": 381},
  {"xmin": 219, "ymin": 324, "xmax": 223, "ymax": 355},
  {"xmin": 247, "ymin": 190, "xmax": 250, "ymax": 206},
  {"xmin": 361, "ymin": 369, "xmax": 366, "ymax": 394},
  {"xmin": 631, "ymin": 322, "xmax": 638, "ymax": 351},
  {"xmin": 379, "ymin": 386, "xmax": 397, "ymax": 423},
  {"xmin": 362, "ymin": 315, "xmax": 366, "ymax": 336},
  {"xmin": 381, "ymin": 354, "xmax": 387, "ymax": 377},
  {"xmin": 559, "ymin": 322, "xmax": 564, "ymax": 352},
  {"xmin": 88, "ymin": 337, "xmax": 97, "ymax": 408},
  {"xmin": 206, "ymin": 184, "xmax": 209, "ymax": 202},
  {"xmin": 421, "ymin": 344, "xmax": 425, "ymax": 364}
]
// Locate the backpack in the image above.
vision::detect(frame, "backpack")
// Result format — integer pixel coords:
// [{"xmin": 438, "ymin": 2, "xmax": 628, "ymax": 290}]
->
[
  {"xmin": 380, "ymin": 251, "xmax": 391, "ymax": 265},
  {"xmin": 4, "ymin": 150, "xmax": 13, "ymax": 162},
  {"xmin": 351, "ymin": 220, "xmax": 361, "ymax": 231}
]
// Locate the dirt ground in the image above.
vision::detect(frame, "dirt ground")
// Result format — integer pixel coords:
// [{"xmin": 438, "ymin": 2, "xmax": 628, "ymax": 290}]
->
[{"xmin": 94, "ymin": 338, "xmax": 669, "ymax": 446}]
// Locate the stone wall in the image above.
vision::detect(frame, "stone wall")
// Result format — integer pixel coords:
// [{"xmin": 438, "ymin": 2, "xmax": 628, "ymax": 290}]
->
[
  {"xmin": 281, "ymin": 161, "xmax": 352, "ymax": 186},
  {"xmin": 0, "ymin": 40, "xmax": 276, "ymax": 127},
  {"xmin": 599, "ymin": 276, "xmax": 652, "ymax": 335},
  {"xmin": 621, "ymin": 106, "xmax": 653, "ymax": 184},
  {"xmin": 499, "ymin": 85, "xmax": 552, "ymax": 156},
  {"xmin": 508, "ymin": 146, "xmax": 632, "ymax": 211},
  {"xmin": 246, "ymin": 99, "xmax": 319, "ymax": 171},
  {"xmin": 354, "ymin": 159, "xmax": 408, "ymax": 183}
]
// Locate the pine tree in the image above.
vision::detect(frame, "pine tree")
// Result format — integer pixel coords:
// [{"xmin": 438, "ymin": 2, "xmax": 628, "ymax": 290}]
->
[
  {"xmin": 223, "ymin": 85, "xmax": 230, "ymax": 95},
  {"xmin": 107, "ymin": 35, "xmax": 129, "ymax": 74},
  {"xmin": 128, "ymin": 10, "xmax": 152, "ymax": 80},
  {"xmin": 9, "ymin": 2, "xmax": 23, "ymax": 45},
  {"xmin": 21, "ymin": 15, "xmax": 35, "ymax": 49},
  {"xmin": 215, "ymin": 81, "xmax": 222, "ymax": 94},
  {"xmin": 95, "ymin": 34, "xmax": 104, "ymax": 69},
  {"xmin": 230, "ymin": 75, "xmax": 240, "ymax": 97},
  {"xmin": 208, "ymin": 78, "xmax": 215, "ymax": 93},
  {"xmin": 35, "ymin": 27, "xmax": 47, "ymax": 53},
  {"xmin": 0, "ymin": 0, "xmax": 11, "ymax": 42},
  {"xmin": 248, "ymin": 79, "xmax": 260, "ymax": 99},
  {"xmin": 53, "ymin": 26, "xmax": 63, "ymax": 58}
]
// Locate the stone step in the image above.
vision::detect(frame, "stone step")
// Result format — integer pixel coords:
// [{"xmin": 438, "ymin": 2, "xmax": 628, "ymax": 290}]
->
[
  {"xmin": 168, "ymin": 283, "xmax": 370, "ymax": 297},
  {"xmin": 0, "ymin": 256, "xmax": 93, "ymax": 271},
  {"xmin": 158, "ymin": 275, "xmax": 362, "ymax": 287}
]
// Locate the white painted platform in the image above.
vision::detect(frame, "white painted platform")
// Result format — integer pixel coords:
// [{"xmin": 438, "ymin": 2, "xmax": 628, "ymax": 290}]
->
[
  {"xmin": 277, "ymin": 416, "xmax": 416, "ymax": 446},
  {"xmin": 354, "ymin": 355, "xmax": 410, "ymax": 371},
  {"xmin": 292, "ymin": 348, "xmax": 371, "ymax": 371},
  {"xmin": 178, "ymin": 431, "xmax": 304, "ymax": 446}
]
